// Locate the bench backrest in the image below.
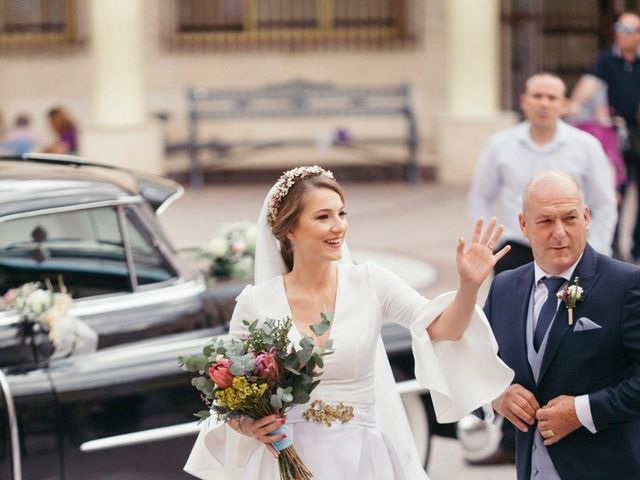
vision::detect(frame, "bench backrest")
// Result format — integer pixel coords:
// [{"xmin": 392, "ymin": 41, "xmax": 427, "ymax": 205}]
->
[{"xmin": 188, "ymin": 79, "xmax": 413, "ymax": 120}]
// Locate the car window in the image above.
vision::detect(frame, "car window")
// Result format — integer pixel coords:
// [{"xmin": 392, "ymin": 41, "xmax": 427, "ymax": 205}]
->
[
  {"xmin": 123, "ymin": 210, "xmax": 177, "ymax": 286},
  {"xmin": 0, "ymin": 207, "xmax": 132, "ymax": 301}
]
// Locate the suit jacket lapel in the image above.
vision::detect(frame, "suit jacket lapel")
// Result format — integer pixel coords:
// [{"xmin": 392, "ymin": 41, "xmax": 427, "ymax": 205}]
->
[
  {"xmin": 513, "ymin": 265, "xmax": 536, "ymax": 388},
  {"xmin": 537, "ymin": 245, "xmax": 600, "ymax": 385}
]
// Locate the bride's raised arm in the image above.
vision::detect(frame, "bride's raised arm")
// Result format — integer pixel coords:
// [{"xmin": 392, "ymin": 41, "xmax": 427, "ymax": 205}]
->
[{"xmin": 427, "ymin": 217, "xmax": 511, "ymax": 341}]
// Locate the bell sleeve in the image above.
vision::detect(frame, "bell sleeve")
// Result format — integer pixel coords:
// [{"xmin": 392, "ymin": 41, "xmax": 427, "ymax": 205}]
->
[
  {"xmin": 367, "ymin": 262, "xmax": 513, "ymax": 423},
  {"xmin": 183, "ymin": 285, "xmax": 263, "ymax": 480}
]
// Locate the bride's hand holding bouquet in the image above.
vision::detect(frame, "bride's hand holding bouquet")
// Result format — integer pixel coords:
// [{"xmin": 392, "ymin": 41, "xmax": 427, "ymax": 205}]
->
[{"xmin": 179, "ymin": 314, "xmax": 333, "ymax": 480}]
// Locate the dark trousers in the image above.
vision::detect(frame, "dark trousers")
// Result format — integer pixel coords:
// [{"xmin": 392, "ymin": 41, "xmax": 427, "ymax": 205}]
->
[
  {"xmin": 493, "ymin": 240, "xmax": 533, "ymax": 452},
  {"xmin": 621, "ymin": 144, "xmax": 640, "ymax": 260},
  {"xmin": 623, "ymin": 129, "xmax": 640, "ymax": 259}
]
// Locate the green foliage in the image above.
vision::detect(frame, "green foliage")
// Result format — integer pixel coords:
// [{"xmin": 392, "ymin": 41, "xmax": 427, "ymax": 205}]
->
[{"xmin": 177, "ymin": 312, "xmax": 335, "ymax": 422}]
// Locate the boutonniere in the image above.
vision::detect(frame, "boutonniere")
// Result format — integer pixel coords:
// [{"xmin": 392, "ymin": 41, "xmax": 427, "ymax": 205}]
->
[{"xmin": 556, "ymin": 277, "xmax": 584, "ymax": 325}]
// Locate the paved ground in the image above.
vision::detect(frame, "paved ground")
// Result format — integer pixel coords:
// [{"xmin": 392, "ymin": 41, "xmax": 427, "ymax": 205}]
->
[{"xmin": 159, "ymin": 179, "xmax": 517, "ymax": 479}]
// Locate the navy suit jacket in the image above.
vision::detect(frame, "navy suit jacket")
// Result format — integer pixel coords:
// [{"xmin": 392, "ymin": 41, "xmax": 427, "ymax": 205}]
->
[{"xmin": 484, "ymin": 244, "xmax": 640, "ymax": 480}]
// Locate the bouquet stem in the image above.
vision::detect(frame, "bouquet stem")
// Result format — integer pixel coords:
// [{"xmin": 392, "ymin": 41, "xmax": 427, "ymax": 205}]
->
[{"xmin": 278, "ymin": 446, "xmax": 313, "ymax": 480}]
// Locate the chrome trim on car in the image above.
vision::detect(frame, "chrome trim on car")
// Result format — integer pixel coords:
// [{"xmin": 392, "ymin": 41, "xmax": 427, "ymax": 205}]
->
[
  {"xmin": 117, "ymin": 205, "xmax": 139, "ymax": 290},
  {"xmin": 155, "ymin": 185, "xmax": 184, "ymax": 216},
  {"xmin": 80, "ymin": 421, "xmax": 200, "ymax": 452},
  {"xmin": 0, "ymin": 280, "xmax": 206, "ymax": 327},
  {"xmin": 0, "ymin": 369, "xmax": 22, "ymax": 480},
  {"xmin": 75, "ymin": 279, "xmax": 206, "ymax": 317},
  {"xmin": 0, "ymin": 198, "xmax": 145, "ymax": 223},
  {"xmin": 79, "ymin": 380, "xmax": 426, "ymax": 453}
]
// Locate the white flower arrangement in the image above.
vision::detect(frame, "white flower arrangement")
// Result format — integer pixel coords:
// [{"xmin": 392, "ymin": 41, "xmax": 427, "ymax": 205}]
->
[
  {"xmin": 4, "ymin": 281, "xmax": 73, "ymax": 346},
  {"xmin": 200, "ymin": 220, "xmax": 258, "ymax": 281},
  {"xmin": 3, "ymin": 280, "xmax": 98, "ymax": 358}
]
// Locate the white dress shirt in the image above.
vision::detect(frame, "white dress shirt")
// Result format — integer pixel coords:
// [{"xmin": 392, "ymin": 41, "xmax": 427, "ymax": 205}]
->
[{"xmin": 468, "ymin": 120, "xmax": 617, "ymax": 256}]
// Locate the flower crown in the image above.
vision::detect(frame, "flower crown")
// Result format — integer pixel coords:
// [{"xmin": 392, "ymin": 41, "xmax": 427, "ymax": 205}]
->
[{"xmin": 267, "ymin": 165, "xmax": 334, "ymax": 227}]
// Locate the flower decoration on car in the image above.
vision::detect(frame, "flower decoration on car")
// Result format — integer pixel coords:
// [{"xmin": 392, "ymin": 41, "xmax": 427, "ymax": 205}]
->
[
  {"xmin": 3, "ymin": 278, "xmax": 97, "ymax": 358},
  {"xmin": 556, "ymin": 276, "xmax": 584, "ymax": 325},
  {"xmin": 200, "ymin": 220, "xmax": 258, "ymax": 281},
  {"xmin": 266, "ymin": 165, "xmax": 334, "ymax": 227}
]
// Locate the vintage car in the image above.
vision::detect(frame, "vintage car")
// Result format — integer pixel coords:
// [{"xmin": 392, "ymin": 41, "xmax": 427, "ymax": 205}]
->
[{"xmin": 0, "ymin": 154, "xmax": 434, "ymax": 479}]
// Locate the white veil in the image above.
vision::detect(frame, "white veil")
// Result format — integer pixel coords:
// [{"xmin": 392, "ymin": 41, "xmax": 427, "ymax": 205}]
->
[{"xmin": 254, "ymin": 181, "xmax": 427, "ymax": 478}]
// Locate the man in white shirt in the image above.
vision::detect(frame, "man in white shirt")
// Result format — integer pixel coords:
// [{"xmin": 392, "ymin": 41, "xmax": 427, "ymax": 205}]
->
[
  {"xmin": 483, "ymin": 171, "xmax": 640, "ymax": 479},
  {"xmin": 468, "ymin": 73, "xmax": 617, "ymax": 273}
]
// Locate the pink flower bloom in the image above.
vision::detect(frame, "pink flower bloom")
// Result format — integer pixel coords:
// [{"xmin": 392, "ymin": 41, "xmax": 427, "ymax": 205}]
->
[
  {"xmin": 208, "ymin": 358, "xmax": 234, "ymax": 388},
  {"xmin": 255, "ymin": 351, "xmax": 279, "ymax": 382},
  {"xmin": 231, "ymin": 241, "xmax": 246, "ymax": 255},
  {"xmin": 3, "ymin": 289, "xmax": 16, "ymax": 304}
]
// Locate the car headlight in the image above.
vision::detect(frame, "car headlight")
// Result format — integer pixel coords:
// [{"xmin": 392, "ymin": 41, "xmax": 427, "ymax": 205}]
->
[{"xmin": 456, "ymin": 414, "xmax": 503, "ymax": 461}]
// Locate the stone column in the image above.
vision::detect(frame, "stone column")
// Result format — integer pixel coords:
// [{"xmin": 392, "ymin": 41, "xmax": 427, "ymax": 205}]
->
[
  {"xmin": 81, "ymin": 0, "xmax": 163, "ymax": 175},
  {"xmin": 436, "ymin": 0, "xmax": 516, "ymax": 184}
]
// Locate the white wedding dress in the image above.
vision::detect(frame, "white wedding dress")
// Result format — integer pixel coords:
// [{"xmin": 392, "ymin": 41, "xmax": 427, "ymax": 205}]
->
[{"xmin": 184, "ymin": 262, "xmax": 514, "ymax": 480}]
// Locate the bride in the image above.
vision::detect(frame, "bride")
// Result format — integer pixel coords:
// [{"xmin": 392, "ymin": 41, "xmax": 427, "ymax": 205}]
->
[{"xmin": 185, "ymin": 165, "xmax": 514, "ymax": 480}]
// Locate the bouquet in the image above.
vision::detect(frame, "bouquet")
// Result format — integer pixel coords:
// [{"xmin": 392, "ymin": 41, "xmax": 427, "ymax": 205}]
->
[
  {"xmin": 3, "ymin": 279, "xmax": 98, "ymax": 358},
  {"xmin": 179, "ymin": 313, "xmax": 334, "ymax": 480},
  {"xmin": 200, "ymin": 220, "xmax": 257, "ymax": 281}
]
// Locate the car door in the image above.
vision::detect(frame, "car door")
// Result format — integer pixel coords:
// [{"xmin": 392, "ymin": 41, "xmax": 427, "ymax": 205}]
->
[
  {"xmin": 0, "ymin": 364, "xmax": 60, "ymax": 480},
  {"xmin": 0, "ymin": 203, "xmax": 217, "ymax": 359},
  {"xmin": 49, "ymin": 329, "xmax": 223, "ymax": 479}
]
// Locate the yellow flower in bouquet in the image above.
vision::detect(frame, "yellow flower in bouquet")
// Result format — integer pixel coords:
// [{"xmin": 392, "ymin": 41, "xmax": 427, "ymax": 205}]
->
[{"xmin": 215, "ymin": 376, "xmax": 269, "ymax": 410}]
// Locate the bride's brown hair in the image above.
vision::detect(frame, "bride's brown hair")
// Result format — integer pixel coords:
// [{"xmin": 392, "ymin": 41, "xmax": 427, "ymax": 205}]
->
[{"xmin": 270, "ymin": 174, "xmax": 344, "ymax": 271}]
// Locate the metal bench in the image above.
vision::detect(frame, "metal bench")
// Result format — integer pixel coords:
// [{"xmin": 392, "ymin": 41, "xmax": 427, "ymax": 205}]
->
[{"xmin": 166, "ymin": 79, "xmax": 419, "ymax": 187}]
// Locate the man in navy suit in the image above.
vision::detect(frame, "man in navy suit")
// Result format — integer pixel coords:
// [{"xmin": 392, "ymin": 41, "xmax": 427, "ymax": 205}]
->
[{"xmin": 483, "ymin": 170, "xmax": 640, "ymax": 479}]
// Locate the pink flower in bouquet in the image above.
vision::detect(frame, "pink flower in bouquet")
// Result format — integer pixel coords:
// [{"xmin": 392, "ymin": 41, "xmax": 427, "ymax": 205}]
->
[
  {"xmin": 209, "ymin": 358, "xmax": 234, "ymax": 388},
  {"xmin": 255, "ymin": 349, "xmax": 279, "ymax": 382},
  {"xmin": 231, "ymin": 240, "xmax": 246, "ymax": 255}
]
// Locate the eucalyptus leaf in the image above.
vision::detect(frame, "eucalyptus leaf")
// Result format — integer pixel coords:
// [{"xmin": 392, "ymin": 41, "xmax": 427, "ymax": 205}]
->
[
  {"xmin": 310, "ymin": 316, "xmax": 331, "ymax": 337},
  {"xmin": 181, "ymin": 353, "xmax": 209, "ymax": 373},
  {"xmin": 299, "ymin": 337, "xmax": 314, "ymax": 350},
  {"xmin": 284, "ymin": 353, "xmax": 297, "ymax": 367},
  {"xmin": 292, "ymin": 390, "xmax": 310, "ymax": 404},
  {"xmin": 270, "ymin": 394, "xmax": 283, "ymax": 410},
  {"xmin": 320, "ymin": 311, "xmax": 334, "ymax": 322},
  {"xmin": 285, "ymin": 365, "xmax": 301, "ymax": 375},
  {"xmin": 297, "ymin": 348, "xmax": 312, "ymax": 364},
  {"xmin": 276, "ymin": 386, "xmax": 293, "ymax": 402},
  {"xmin": 229, "ymin": 353, "xmax": 256, "ymax": 376},
  {"xmin": 313, "ymin": 354, "xmax": 324, "ymax": 369}
]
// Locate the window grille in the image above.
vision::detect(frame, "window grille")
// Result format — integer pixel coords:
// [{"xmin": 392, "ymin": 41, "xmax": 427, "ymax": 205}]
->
[
  {"xmin": 0, "ymin": 0, "xmax": 84, "ymax": 52},
  {"xmin": 164, "ymin": 0, "xmax": 417, "ymax": 51}
]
